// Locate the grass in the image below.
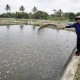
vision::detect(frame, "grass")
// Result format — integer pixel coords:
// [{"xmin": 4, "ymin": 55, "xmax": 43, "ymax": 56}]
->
[
  {"xmin": 0, "ymin": 18, "xmax": 69, "ymax": 24},
  {"xmin": 0, "ymin": 18, "xmax": 28, "ymax": 25},
  {"xmin": 0, "ymin": 18, "xmax": 76, "ymax": 31}
]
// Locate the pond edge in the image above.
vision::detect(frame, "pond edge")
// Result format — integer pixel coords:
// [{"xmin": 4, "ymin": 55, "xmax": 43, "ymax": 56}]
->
[{"xmin": 58, "ymin": 47, "xmax": 79, "ymax": 80}]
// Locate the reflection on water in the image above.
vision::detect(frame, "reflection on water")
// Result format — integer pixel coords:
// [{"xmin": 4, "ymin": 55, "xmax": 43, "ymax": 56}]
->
[
  {"xmin": 32, "ymin": 26, "xmax": 36, "ymax": 31},
  {"xmin": 0, "ymin": 25, "xmax": 76, "ymax": 80},
  {"xmin": 20, "ymin": 25, "xmax": 24, "ymax": 30},
  {"xmin": 6, "ymin": 25, "xmax": 10, "ymax": 30},
  {"xmin": 38, "ymin": 27, "xmax": 45, "ymax": 35}
]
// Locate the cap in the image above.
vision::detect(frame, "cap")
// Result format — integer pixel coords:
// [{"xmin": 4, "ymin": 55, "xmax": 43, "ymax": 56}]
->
[{"xmin": 75, "ymin": 16, "xmax": 80, "ymax": 20}]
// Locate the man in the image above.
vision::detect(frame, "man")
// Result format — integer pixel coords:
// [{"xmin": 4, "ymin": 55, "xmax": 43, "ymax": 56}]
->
[{"xmin": 65, "ymin": 16, "xmax": 80, "ymax": 56}]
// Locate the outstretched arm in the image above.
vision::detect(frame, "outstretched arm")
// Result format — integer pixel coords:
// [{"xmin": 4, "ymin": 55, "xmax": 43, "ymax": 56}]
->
[
  {"xmin": 56, "ymin": 23, "xmax": 76, "ymax": 29},
  {"xmin": 66, "ymin": 23, "xmax": 76, "ymax": 28}
]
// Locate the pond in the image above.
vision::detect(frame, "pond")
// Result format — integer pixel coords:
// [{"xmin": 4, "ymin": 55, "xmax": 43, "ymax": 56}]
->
[{"xmin": 0, "ymin": 25, "xmax": 76, "ymax": 80}]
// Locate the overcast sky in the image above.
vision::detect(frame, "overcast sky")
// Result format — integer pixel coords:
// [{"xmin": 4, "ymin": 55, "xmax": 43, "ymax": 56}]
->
[{"xmin": 0, "ymin": 0, "xmax": 80, "ymax": 14}]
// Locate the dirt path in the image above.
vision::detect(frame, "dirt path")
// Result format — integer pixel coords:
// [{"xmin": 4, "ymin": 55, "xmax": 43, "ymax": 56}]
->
[{"xmin": 74, "ymin": 57, "xmax": 80, "ymax": 80}]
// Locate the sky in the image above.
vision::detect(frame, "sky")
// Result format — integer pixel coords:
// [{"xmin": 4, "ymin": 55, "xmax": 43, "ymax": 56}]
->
[{"xmin": 0, "ymin": 0, "xmax": 80, "ymax": 14}]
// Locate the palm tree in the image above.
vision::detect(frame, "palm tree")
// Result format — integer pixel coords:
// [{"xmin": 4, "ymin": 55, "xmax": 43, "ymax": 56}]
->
[
  {"xmin": 5, "ymin": 4, "xmax": 11, "ymax": 12},
  {"xmin": 32, "ymin": 6, "xmax": 37, "ymax": 14},
  {"xmin": 56, "ymin": 9, "xmax": 63, "ymax": 20},
  {"xmin": 32, "ymin": 6, "xmax": 37, "ymax": 19},
  {"xmin": 53, "ymin": 9, "xmax": 57, "ymax": 14},
  {"xmin": 52, "ymin": 9, "xmax": 57, "ymax": 20},
  {"xmin": 58, "ymin": 9, "xmax": 63, "ymax": 16},
  {"xmin": 19, "ymin": 5, "xmax": 25, "ymax": 12}
]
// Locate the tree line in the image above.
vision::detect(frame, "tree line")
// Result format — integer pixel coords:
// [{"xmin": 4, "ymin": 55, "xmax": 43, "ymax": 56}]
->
[{"xmin": 0, "ymin": 4, "xmax": 80, "ymax": 21}]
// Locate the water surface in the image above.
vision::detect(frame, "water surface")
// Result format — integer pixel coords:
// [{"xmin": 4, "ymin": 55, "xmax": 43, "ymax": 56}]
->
[{"xmin": 0, "ymin": 25, "xmax": 76, "ymax": 80}]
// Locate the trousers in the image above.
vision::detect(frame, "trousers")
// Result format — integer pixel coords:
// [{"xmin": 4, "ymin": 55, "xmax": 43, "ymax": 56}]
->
[{"xmin": 77, "ymin": 38, "xmax": 80, "ymax": 51}]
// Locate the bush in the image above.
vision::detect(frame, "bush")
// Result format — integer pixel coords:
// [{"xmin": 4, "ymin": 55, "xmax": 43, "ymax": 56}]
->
[{"xmin": 33, "ymin": 11, "xmax": 49, "ymax": 20}]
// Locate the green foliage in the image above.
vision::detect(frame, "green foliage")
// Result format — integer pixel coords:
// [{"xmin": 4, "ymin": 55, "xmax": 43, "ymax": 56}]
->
[
  {"xmin": 1, "ymin": 5, "xmax": 80, "ymax": 21},
  {"xmin": 0, "ymin": 12, "xmax": 29, "ymax": 19},
  {"xmin": 51, "ymin": 9, "xmax": 64, "ymax": 20},
  {"xmin": 28, "ymin": 12, "xmax": 33, "ymax": 19},
  {"xmin": 0, "ymin": 13, "xmax": 14, "ymax": 18},
  {"xmin": 32, "ymin": 6, "xmax": 37, "ymax": 18},
  {"xmin": 34, "ymin": 11, "xmax": 49, "ymax": 20},
  {"xmin": 55, "ymin": 9, "xmax": 63, "ymax": 17},
  {"xmin": 0, "ymin": 11, "xmax": 78, "ymax": 21},
  {"xmin": 76, "ymin": 12, "xmax": 80, "ymax": 16},
  {"xmin": 14, "ymin": 12, "xmax": 29, "ymax": 19},
  {"xmin": 67, "ymin": 12, "xmax": 75, "ymax": 21}
]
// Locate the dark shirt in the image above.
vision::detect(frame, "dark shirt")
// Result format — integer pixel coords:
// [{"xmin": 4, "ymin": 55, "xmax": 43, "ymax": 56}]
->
[{"xmin": 66, "ymin": 22, "xmax": 80, "ymax": 38}]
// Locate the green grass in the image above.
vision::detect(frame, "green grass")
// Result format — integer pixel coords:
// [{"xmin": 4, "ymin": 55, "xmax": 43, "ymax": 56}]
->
[{"xmin": 0, "ymin": 18, "xmax": 75, "ymax": 32}]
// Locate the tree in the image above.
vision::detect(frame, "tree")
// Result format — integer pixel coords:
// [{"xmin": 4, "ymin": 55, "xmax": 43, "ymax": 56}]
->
[
  {"xmin": 5, "ymin": 4, "xmax": 11, "ymax": 12},
  {"xmin": 32, "ymin": 6, "xmax": 37, "ymax": 19},
  {"xmin": 14, "ymin": 12, "xmax": 29, "ymax": 19},
  {"xmin": 0, "ymin": 13, "xmax": 14, "ymax": 18},
  {"xmin": 55, "ymin": 9, "xmax": 63, "ymax": 20},
  {"xmin": 68, "ymin": 12, "xmax": 75, "ymax": 21},
  {"xmin": 76, "ymin": 12, "xmax": 80, "ymax": 16},
  {"xmin": 53, "ymin": 9, "xmax": 57, "ymax": 14},
  {"xmin": 32, "ymin": 6, "xmax": 37, "ymax": 14},
  {"xmin": 56, "ymin": 9, "xmax": 63, "ymax": 17},
  {"xmin": 52, "ymin": 9, "xmax": 57, "ymax": 20},
  {"xmin": 19, "ymin": 5, "xmax": 25, "ymax": 12},
  {"xmin": 34, "ymin": 11, "xmax": 49, "ymax": 19},
  {"xmin": 29, "ymin": 12, "xmax": 32, "ymax": 19}
]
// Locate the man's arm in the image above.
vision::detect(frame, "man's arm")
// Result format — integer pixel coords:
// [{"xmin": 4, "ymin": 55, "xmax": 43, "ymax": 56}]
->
[
  {"xmin": 57, "ymin": 23, "xmax": 76, "ymax": 29},
  {"xmin": 66, "ymin": 23, "xmax": 76, "ymax": 28}
]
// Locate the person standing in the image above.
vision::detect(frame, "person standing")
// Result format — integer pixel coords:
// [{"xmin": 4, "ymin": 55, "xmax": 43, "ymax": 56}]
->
[{"xmin": 64, "ymin": 16, "xmax": 80, "ymax": 56}]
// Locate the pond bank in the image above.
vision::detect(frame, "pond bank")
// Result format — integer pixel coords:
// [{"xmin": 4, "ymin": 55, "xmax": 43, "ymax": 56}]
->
[
  {"xmin": 0, "ymin": 18, "xmax": 28, "ymax": 25},
  {"xmin": 61, "ymin": 56, "xmax": 79, "ymax": 80},
  {"xmin": 0, "ymin": 18, "xmax": 75, "ymax": 31},
  {"xmin": 74, "ymin": 57, "xmax": 80, "ymax": 80}
]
